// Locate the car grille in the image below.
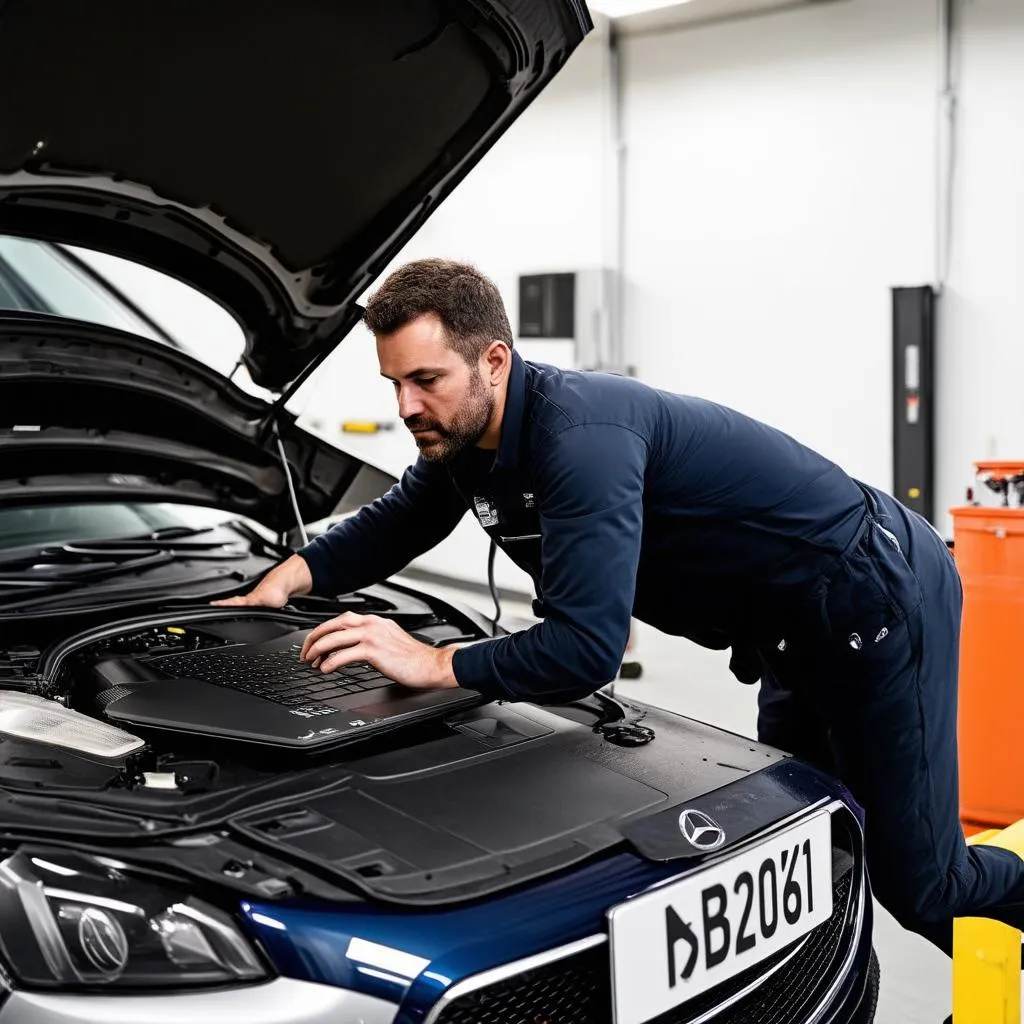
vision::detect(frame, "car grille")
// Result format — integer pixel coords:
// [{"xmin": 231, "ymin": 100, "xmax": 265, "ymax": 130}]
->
[
  {"xmin": 431, "ymin": 810, "xmax": 860, "ymax": 1024},
  {"xmin": 652, "ymin": 871, "xmax": 853, "ymax": 1024}
]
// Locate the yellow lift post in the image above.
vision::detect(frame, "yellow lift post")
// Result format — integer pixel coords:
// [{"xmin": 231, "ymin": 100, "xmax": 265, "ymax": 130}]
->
[{"xmin": 953, "ymin": 822, "xmax": 1024, "ymax": 1022}]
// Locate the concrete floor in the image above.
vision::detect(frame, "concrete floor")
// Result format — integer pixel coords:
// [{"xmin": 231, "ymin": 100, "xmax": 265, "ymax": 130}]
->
[{"xmin": 406, "ymin": 576, "xmax": 954, "ymax": 1024}]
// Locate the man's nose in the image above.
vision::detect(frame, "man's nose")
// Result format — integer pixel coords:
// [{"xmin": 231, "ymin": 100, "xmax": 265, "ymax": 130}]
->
[{"xmin": 397, "ymin": 386, "xmax": 424, "ymax": 421}]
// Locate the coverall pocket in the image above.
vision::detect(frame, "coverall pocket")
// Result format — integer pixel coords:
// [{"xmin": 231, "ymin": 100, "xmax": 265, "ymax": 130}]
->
[{"xmin": 816, "ymin": 521, "xmax": 923, "ymax": 677}]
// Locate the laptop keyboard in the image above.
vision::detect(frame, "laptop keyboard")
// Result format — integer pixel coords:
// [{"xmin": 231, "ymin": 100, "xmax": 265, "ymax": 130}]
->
[{"xmin": 151, "ymin": 644, "xmax": 393, "ymax": 707}]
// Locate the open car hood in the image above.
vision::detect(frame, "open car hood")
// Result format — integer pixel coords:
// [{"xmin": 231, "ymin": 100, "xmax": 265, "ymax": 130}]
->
[
  {"xmin": 0, "ymin": 0, "xmax": 592, "ymax": 390},
  {"xmin": 0, "ymin": 313, "xmax": 397, "ymax": 530}
]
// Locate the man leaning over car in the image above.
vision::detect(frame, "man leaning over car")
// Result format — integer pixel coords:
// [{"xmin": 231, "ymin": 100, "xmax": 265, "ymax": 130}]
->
[{"xmin": 214, "ymin": 257, "xmax": 1024, "ymax": 955}]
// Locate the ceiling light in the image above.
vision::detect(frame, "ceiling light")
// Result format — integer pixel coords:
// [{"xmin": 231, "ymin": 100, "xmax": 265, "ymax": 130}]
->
[{"xmin": 587, "ymin": 0, "xmax": 696, "ymax": 18}]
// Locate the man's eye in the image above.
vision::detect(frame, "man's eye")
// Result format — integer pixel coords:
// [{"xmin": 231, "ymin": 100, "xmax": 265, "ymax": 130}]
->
[{"xmin": 416, "ymin": 377, "xmax": 439, "ymax": 387}]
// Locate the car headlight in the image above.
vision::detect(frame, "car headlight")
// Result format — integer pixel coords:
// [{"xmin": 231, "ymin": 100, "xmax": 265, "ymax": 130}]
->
[{"xmin": 0, "ymin": 849, "xmax": 267, "ymax": 989}]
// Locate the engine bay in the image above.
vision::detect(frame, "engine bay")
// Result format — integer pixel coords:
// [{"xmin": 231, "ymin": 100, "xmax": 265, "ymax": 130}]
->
[
  {"xmin": 0, "ymin": 584, "xmax": 496, "ymax": 802},
  {"xmin": 0, "ymin": 582, "xmax": 795, "ymax": 909}
]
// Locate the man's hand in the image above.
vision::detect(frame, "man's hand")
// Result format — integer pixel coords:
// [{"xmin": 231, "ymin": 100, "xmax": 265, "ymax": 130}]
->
[
  {"xmin": 211, "ymin": 553, "xmax": 313, "ymax": 609},
  {"xmin": 300, "ymin": 612, "xmax": 458, "ymax": 690}
]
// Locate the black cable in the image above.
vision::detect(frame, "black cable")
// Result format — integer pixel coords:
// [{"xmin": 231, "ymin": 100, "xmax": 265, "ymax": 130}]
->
[{"xmin": 487, "ymin": 537, "xmax": 501, "ymax": 633}]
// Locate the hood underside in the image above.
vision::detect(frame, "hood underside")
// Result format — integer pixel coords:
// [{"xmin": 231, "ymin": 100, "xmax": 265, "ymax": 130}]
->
[
  {"xmin": 0, "ymin": 0, "xmax": 591, "ymax": 390},
  {"xmin": 0, "ymin": 314, "xmax": 397, "ymax": 529}
]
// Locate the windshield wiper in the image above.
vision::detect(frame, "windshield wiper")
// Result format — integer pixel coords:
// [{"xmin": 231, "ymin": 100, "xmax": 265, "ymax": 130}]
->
[
  {"xmin": 0, "ymin": 525, "xmax": 222, "ymax": 558},
  {"xmin": 0, "ymin": 552, "xmax": 176, "ymax": 607},
  {"xmin": 57, "ymin": 539, "xmax": 248, "ymax": 557},
  {"xmin": 0, "ymin": 569, "xmax": 249, "ymax": 612},
  {"xmin": 0, "ymin": 537, "xmax": 249, "ymax": 573},
  {"xmin": 0, "ymin": 537, "xmax": 251, "ymax": 610},
  {"xmin": 101, "ymin": 525, "xmax": 223, "ymax": 543},
  {"xmin": 146, "ymin": 525, "xmax": 219, "ymax": 540},
  {"xmin": 0, "ymin": 550, "xmax": 175, "ymax": 585}
]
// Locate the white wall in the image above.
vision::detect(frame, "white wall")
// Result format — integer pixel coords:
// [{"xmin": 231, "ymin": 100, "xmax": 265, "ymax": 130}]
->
[
  {"xmin": 937, "ymin": 0, "xmax": 1024, "ymax": 532},
  {"xmin": 619, "ymin": 0, "xmax": 1024, "ymax": 537},
  {"xmin": 621, "ymin": 0, "xmax": 938, "ymax": 495}
]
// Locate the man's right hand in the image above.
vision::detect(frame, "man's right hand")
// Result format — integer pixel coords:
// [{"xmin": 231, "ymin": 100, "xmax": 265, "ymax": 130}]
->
[{"xmin": 210, "ymin": 553, "xmax": 314, "ymax": 608}]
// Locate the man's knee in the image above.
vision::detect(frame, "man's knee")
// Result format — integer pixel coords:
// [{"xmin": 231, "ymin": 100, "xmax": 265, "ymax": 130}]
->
[{"xmin": 872, "ymin": 865, "xmax": 960, "ymax": 936}]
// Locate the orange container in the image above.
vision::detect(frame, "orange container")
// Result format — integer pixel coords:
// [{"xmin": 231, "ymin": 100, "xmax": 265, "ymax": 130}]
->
[{"xmin": 952, "ymin": 462, "xmax": 1024, "ymax": 831}]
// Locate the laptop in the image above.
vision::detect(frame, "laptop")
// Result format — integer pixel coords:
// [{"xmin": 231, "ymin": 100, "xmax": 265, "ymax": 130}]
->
[{"xmin": 92, "ymin": 627, "xmax": 484, "ymax": 752}]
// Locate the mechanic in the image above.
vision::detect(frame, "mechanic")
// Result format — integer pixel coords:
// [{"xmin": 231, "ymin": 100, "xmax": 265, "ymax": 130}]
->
[{"xmin": 215, "ymin": 258, "xmax": 1024, "ymax": 953}]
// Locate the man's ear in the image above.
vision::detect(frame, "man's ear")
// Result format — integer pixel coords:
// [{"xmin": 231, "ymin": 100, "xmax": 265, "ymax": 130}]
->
[{"xmin": 482, "ymin": 340, "xmax": 511, "ymax": 385}]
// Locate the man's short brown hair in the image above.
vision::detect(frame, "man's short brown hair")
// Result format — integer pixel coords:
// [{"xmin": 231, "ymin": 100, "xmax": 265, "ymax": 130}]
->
[{"xmin": 363, "ymin": 258, "xmax": 513, "ymax": 364}]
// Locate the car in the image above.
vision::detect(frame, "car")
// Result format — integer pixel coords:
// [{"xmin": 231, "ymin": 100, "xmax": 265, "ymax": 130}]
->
[{"xmin": 0, "ymin": 2, "xmax": 878, "ymax": 1022}]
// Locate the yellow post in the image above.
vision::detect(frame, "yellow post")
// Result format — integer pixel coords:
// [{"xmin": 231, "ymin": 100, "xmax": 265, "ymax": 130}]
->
[{"xmin": 953, "ymin": 825, "xmax": 1024, "ymax": 1023}]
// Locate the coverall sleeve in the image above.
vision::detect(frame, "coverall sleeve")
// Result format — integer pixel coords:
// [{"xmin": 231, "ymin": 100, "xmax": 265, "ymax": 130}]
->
[
  {"xmin": 452, "ymin": 423, "xmax": 646, "ymax": 702},
  {"xmin": 296, "ymin": 457, "xmax": 467, "ymax": 597}
]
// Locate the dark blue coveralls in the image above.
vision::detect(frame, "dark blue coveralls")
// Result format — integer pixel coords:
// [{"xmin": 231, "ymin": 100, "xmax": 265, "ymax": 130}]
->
[{"xmin": 300, "ymin": 351, "xmax": 1024, "ymax": 950}]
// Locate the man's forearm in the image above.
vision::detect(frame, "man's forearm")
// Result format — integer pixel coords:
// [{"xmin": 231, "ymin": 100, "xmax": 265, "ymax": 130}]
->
[
  {"xmin": 432, "ymin": 645, "xmax": 458, "ymax": 687},
  {"xmin": 297, "ymin": 460, "xmax": 467, "ymax": 598},
  {"xmin": 273, "ymin": 553, "xmax": 314, "ymax": 597}
]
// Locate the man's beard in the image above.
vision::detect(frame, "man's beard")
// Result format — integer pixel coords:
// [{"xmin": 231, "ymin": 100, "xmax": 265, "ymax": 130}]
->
[{"xmin": 405, "ymin": 370, "xmax": 494, "ymax": 464}]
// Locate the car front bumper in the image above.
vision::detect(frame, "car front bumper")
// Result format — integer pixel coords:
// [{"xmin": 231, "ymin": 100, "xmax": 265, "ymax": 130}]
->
[
  {"xmin": 417, "ymin": 799, "xmax": 873, "ymax": 1024},
  {"xmin": 0, "ymin": 977, "xmax": 395, "ymax": 1024},
  {"xmin": 0, "ymin": 766, "xmax": 873, "ymax": 1024}
]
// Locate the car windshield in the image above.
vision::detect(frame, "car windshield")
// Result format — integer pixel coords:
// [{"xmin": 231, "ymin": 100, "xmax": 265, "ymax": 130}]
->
[
  {"xmin": 0, "ymin": 235, "xmax": 170, "ymax": 342},
  {"xmin": 0, "ymin": 233, "xmax": 389, "ymax": 439},
  {"xmin": 0, "ymin": 502, "xmax": 239, "ymax": 552},
  {"xmin": 0, "ymin": 234, "xmax": 265, "ymax": 391}
]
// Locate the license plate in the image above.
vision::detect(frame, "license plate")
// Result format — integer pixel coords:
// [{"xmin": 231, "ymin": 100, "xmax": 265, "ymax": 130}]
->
[{"xmin": 608, "ymin": 810, "xmax": 833, "ymax": 1024}]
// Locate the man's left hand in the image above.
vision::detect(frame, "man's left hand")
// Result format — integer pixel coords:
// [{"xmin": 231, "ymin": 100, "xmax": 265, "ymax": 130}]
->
[{"xmin": 299, "ymin": 612, "xmax": 458, "ymax": 690}]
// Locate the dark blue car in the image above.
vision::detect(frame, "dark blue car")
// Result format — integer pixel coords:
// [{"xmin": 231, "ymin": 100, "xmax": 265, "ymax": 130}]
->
[{"xmin": 0, "ymin": 1, "xmax": 877, "ymax": 1021}]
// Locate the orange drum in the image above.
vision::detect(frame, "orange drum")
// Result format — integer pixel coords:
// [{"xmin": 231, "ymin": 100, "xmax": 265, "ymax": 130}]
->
[{"xmin": 952, "ymin": 462, "xmax": 1024, "ymax": 831}]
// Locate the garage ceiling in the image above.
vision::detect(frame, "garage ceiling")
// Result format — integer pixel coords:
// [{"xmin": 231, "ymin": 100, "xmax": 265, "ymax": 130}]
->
[{"xmin": 588, "ymin": 0, "xmax": 847, "ymax": 34}]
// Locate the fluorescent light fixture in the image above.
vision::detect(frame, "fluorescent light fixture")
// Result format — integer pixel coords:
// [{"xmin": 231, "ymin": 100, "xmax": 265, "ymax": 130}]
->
[{"xmin": 587, "ymin": 0, "xmax": 696, "ymax": 17}]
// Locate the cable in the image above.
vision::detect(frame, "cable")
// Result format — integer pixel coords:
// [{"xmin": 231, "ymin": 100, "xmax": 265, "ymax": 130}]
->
[
  {"xmin": 487, "ymin": 537, "xmax": 501, "ymax": 632},
  {"xmin": 273, "ymin": 425, "xmax": 308, "ymax": 547}
]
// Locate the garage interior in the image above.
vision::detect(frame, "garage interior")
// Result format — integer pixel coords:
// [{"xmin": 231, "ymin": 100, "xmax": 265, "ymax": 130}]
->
[
  {"xmin": 313, "ymin": 1, "xmax": 1017, "ymax": 1018},
  {"xmin": 1, "ymin": 0, "xmax": 1022, "ymax": 1022}
]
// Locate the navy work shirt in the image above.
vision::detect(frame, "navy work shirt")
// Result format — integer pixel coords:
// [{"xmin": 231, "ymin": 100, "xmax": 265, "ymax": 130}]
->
[{"xmin": 298, "ymin": 352, "xmax": 870, "ymax": 703}]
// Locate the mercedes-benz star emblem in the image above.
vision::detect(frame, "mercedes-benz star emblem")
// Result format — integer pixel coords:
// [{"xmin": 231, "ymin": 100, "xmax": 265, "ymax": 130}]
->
[{"xmin": 678, "ymin": 809, "xmax": 726, "ymax": 851}]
